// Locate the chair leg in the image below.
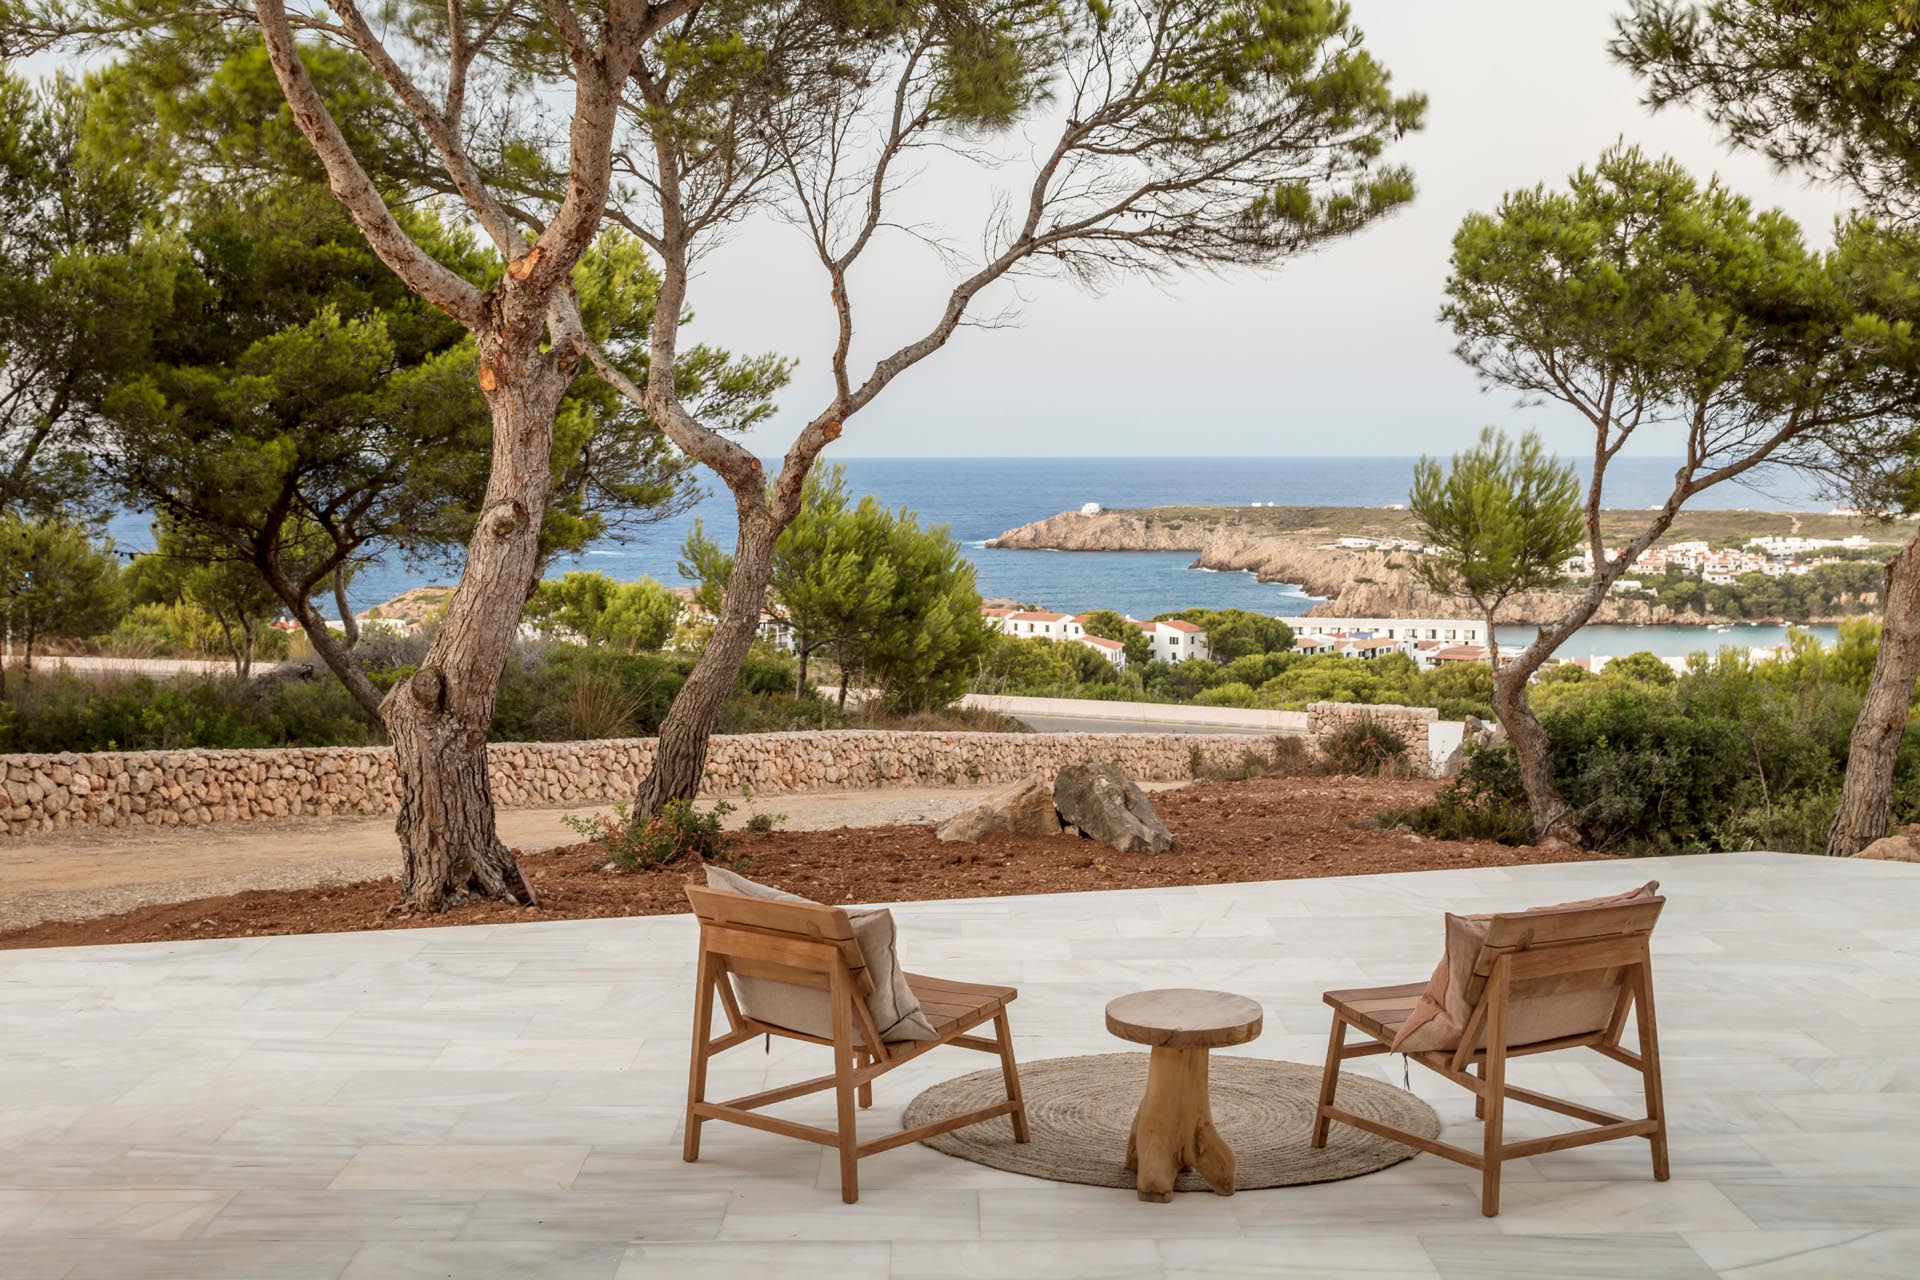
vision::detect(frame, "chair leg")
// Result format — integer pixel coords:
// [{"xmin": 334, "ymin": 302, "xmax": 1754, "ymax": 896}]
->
[
  {"xmin": 1473, "ymin": 1060, "xmax": 1486, "ymax": 1119},
  {"xmin": 1480, "ymin": 964, "xmax": 1509, "ymax": 1218},
  {"xmin": 830, "ymin": 970, "xmax": 860, "ymax": 1204},
  {"xmin": 856, "ymin": 1049, "xmax": 874, "ymax": 1109},
  {"xmin": 1311, "ymin": 1014, "xmax": 1345, "ymax": 1148},
  {"xmin": 684, "ymin": 951, "xmax": 716, "ymax": 1163},
  {"xmin": 1633, "ymin": 959, "xmax": 1670, "ymax": 1182},
  {"xmin": 993, "ymin": 1009, "xmax": 1031, "ymax": 1144}
]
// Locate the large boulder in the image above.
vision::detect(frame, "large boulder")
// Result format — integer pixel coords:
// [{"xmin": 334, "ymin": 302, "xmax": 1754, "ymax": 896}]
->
[
  {"xmin": 936, "ymin": 774, "xmax": 1063, "ymax": 843},
  {"xmin": 1439, "ymin": 714, "xmax": 1504, "ymax": 779},
  {"xmin": 1854, "ymin": 830, "xmax": 1920, "ymax": 863},
  {"xmin": 1052, "ymin": 762, "xmax": 1174, "ymax": 854}
]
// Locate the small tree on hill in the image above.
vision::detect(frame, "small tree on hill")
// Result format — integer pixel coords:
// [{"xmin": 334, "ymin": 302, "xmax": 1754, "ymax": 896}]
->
[
  {"xmin": 1409, "ymin": 427, "xmax": 1584, "ymax": 674},
  {"xmin": 0, "ymin": 515, "xmax": 123, "ymax": 693},
  {"xmin": 681, "ymin": 472, "xmax": 991, "ymax": 710},
  {"xmin": 1444, "ymin": 143, "xmax": 1920, "ymax": 845},
  {"xmin": 524, "ymin": 572, "xmax": 680, "ymax": 653},
  {"xmin": 125, "ymin": 519, "xmax": 287, "ymax": 678},
  {"xmin": 1614, "ymin": 1, "xmax": 1920, "ymax": 856}
]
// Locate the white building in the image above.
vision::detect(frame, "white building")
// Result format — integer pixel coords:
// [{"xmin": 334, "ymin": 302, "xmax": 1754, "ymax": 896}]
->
[
  {"xmin": 980, "ymin": 607, "xmax": 1209, "ymax": 664},
  {"xmin": 1077, "ymin": 634, "xmax": 1127, "ymax": 668},
  {"xmin": 1281, "ymin": 616, "xmax": 1487, "ymax": 647},
  {"xmin": 1137, "ymin": 618, "xmax": 1210, "ymax": 663},
  {"xmin": 999, "ymin": 610, "xmax": 1080, "ymax": 640}
]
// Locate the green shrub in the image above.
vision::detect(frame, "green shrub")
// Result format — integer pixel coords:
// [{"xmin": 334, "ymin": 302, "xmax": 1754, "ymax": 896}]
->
[
  {"xmin": 0, "ymin": 670, "xmax": 381, "ymax": 753},
  {"xmin": 1193, "ymin": 682, "xmax": 1257, "ymax": 708},
  {"xmin": 1394, "ymin": 651, "xmax": 1883, "ymax": 854},
  {"xmin": 1190, "ymin": 734, "xmax": 1317, "ymax": 782},
  {"xmin": 1319, "ymin": 717, "xmax": 1411, "ymax": 777},
  {"xmin": 562, "ymin": 670, "xmax": 642, "ymax": 740},
  {"xmin": 566, "ymin": 798, "xmax": 735, "ymax": 871}
]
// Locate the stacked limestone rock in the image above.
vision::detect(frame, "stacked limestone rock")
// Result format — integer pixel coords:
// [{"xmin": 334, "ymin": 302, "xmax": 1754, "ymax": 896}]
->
[
  {"xmin": 2, "ymin": 729, "xmax": 1248, "ymax": 838},
  {"xmin": 936, "ymin": 762, "xmax": 1176, "ymax": 853},
  {"xmin": 1305, "ymin": 701, "xmax": 1436, "ymax": 766}
]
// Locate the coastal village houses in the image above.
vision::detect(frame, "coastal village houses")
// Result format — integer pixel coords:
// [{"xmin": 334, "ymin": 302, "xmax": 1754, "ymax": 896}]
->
[{"xmin": 979, "ymin": 609, "xmax": 1209, "ymax": 669}]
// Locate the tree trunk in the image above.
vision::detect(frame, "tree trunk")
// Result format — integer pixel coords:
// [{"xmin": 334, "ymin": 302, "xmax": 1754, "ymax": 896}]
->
[
  {"xmin": 1492, "ymin": 659, "xmax": 1585, "ymax": 846},
  {"xmin": 1828, "ymin": 534, "xmax": 1920, "ymax": 856},
  {"xmin": 334, "ymin": 566, "xmax": 361, "ymax": 652},
  {"xmin": 382, "ymin": 366, "xmax": 561, "ymax": 911},
  {"xmin": 638, "ymin": 503, "xmax": 778, "ymax": 812},
  {"xmin": 795, "ymin": 638, "xmax": 810, "ymax": 699},
  {"xmin": 239, "ymin": 619, "xmax": 255, "ymax": 680},
  {"xmin": 262, "ymin": 561, "xmax": 385, "ymax": 719}
]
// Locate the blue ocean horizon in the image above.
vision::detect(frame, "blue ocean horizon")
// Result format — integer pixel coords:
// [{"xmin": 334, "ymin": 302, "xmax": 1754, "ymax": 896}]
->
[{"xmin": 105, "ymin": 455, "xmax": 1843, "ymax": 658}]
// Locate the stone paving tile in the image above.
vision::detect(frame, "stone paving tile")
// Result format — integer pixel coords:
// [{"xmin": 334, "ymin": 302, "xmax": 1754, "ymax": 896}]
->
[{"xmin": 1, "ymin": 852, "xmax": 1916, "ymax": 1276}]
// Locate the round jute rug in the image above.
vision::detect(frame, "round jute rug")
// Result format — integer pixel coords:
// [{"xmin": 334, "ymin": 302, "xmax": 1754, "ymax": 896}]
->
[{"xmin": 900, "ymin": 1053, "xmax": 1437, "ymax": 1193}]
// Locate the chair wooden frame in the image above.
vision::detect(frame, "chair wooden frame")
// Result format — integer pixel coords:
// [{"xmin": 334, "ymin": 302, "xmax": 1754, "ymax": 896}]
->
[
  {"xmin": 1311, "ymin": 896, "xmax": 1669, "ymax": 1217},
  {"xmin": 683, "ymin": 884, "xmax": 1030, "ymax": 1203}
]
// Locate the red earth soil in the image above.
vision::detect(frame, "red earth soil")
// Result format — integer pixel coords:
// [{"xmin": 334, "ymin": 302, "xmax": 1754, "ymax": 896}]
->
[{"xmin": 0, "ymin": 776, "xmax": 1614, "ymax": 950}]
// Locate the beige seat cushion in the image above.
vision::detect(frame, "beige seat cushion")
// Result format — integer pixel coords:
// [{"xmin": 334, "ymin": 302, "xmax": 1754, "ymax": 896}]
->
[
  {"xmin": 1389, "ymin": 881, "xmax": 1659, "ymax": 1054},
  {"xmin": 704, "ymin": 865, "xmax": 939, "ymax": 1044}
]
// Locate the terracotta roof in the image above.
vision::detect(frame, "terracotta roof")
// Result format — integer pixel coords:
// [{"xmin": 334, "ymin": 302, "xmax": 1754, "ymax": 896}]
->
[
  {"xmin": 1008, "ymin": 611, "xmax": 1072, "ymax": 622},
  {"xmin": 1158, "ymin": 619, "xmax": 1203, "ymax": 633},
  {"xmin": 1429, "ymin": 645, "xmax": 1490, "ymax": 662},
  {"xmin": 1079, "ymin": 635, "xmax": 1124, "ymax": 651}
]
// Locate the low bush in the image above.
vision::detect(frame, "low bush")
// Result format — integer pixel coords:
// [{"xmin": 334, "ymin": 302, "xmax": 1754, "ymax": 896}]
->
[
  {"xmin": 0, "ymin": 669, "xmax": 382, "ymax": 753},
  {"xmin": 1189, "ymin": 734, "xmax": 1318, "ymax": 782},
  {"xmin": 1390, "ymin": 646, "xmax": 1900, "ymax": 854},
  {"xmin": 565, "ymin": 798, "xmax": 735, "ymax": 871},
  {"xmin": 1192, "ymin": 682, "xmax": 1257, "ymax": 708},
  {"xmin": 1318, "ymin": 717, "xmax": 1412, "ymax": 777}
]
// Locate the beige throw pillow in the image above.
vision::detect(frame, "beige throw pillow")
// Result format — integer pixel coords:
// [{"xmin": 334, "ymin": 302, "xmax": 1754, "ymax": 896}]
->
[
  {"xmin": 704, "ymin": 865, "xmax": 940, "ymax": 1044},
  {"xmin": 1390, "ymin": 881, "xmax": 1660, "ymax": 1054}
]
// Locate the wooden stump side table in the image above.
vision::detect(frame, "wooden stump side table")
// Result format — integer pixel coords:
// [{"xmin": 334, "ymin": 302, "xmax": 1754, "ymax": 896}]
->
[{"xmin": 1105, "ymin": 988, "xmax": 1264, "ymax": 1202}]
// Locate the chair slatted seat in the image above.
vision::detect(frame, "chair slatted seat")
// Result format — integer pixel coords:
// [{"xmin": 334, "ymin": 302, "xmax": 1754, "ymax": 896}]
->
[
  {"xmin": 1312, "ymin": 892, "xmax": 1670, "ymax": 1217},
  {"xmin": 683, "ymin": 884, "xmax": 1029, "ymax": 1203}
]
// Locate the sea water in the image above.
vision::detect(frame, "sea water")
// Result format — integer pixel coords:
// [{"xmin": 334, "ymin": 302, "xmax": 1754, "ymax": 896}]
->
[{"xmin": 103, "ymin": 456, "xmax": 1847, "ymax": 658}]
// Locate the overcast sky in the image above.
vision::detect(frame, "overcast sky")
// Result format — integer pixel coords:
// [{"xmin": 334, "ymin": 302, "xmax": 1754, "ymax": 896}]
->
[
  {"xmin": 29, "ymin": 3, "xmax": 1851, "ymax": 461},
  {"xmin": 677, "ymin": 1, "xmax": 1852, "ymax": 460}
]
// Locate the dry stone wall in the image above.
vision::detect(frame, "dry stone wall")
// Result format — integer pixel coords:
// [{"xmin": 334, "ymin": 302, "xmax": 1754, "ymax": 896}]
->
[
  {"xmin": 2, "ymin": 730, "xmax": 1288, "ymax": 838},
  {"xmin": 1305, "ymin": 702, "xmax": 1437, "ymax": 767},
  {"xmin": 2, "ymin": 707, "xmax": 1438, "ymax": 838}
]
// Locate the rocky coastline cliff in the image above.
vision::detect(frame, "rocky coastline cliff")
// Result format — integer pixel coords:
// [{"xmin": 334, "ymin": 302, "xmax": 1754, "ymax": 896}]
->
[{"xmin": 985, "ymin": 507, "xmax": 1844, "ymax": 626}]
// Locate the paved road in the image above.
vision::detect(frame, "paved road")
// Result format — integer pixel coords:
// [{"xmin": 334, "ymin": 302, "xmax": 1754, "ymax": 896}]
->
[
  {"xmin": 1013, "ymin": 713, "xmax": 1290, "ymax": 736},
  {"xmin": 7, "ymin": 655, "xmax": 281, "ymax": 679}
]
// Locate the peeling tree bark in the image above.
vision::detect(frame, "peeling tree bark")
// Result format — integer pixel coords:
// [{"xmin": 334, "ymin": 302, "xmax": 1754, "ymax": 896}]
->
[
  {"xmin": 382, "ymin": 360, "xmax": 565, "ymax": 911},
  {"xmin": 1828, "ymin": 533, "xmax": 1920, "ymax": 856},
  {"xmin": 248, "ymin": 0, "xmax": 679, "ymax": 908}
]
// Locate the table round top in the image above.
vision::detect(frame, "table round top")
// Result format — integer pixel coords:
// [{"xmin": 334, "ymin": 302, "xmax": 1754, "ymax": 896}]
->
[{"xmin": 1104, "ymin": 988, "xmax": 1264, "ymax": 1049}]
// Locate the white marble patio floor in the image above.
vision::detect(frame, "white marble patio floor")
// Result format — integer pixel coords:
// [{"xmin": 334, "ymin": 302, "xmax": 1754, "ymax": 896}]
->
[{"xmin": 2, "ymin": 851, "xmax": 1916, "ymax": 1279}]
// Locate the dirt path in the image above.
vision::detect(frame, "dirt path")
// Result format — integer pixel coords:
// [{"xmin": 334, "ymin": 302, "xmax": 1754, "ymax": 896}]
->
[{"xmin": 0, "ymin": 784, "xmax": 1174, "ymax": 931}]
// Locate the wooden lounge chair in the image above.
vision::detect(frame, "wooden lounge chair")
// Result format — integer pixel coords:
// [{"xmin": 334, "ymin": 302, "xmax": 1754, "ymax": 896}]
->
[
  {"xmin": 683, "ymin": 883, "xmax": 1030, "ymax": 1203},
  {"xmin": 1311, "ymin": 890, "xmax": 1669, "ymax": 1216}
]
